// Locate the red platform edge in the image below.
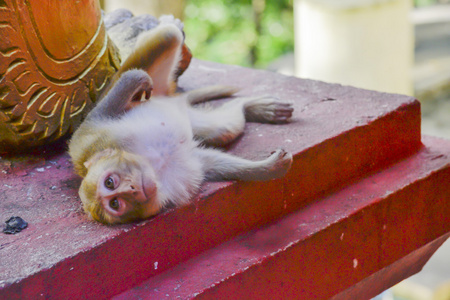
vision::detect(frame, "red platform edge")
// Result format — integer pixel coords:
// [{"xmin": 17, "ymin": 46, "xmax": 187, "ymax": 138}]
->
[
  {"xmin": 0, "ymin": 106, "xmax": 422, "ymax": 299},
  {"xmin": 115, "ymin": 136, "xmax": 450, "ymax": 300}
]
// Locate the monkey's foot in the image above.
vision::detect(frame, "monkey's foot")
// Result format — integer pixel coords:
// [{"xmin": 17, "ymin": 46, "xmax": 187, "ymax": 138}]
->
[
  {"xmin": 158, "ymin": 15, "xmax": 184, "ymax": 31},
  {"xmin": 244, "ymin": 97, "xmax": 294, "ymax": 124},
  {"xmin": 260, "ymin": 149, "xmax": 293, "ymax": 180}
]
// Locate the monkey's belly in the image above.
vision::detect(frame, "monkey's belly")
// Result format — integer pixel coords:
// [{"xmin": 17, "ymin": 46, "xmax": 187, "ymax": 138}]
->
[
  {"xmin": 117, "ymin": 102, "xmax": 203, "ymax": 205},
  {"xmin": 124, "ymin": 98, "xmax": 194, "ymax": 142}
]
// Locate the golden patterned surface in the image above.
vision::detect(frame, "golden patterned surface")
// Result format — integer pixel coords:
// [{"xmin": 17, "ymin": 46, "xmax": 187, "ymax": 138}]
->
[{"xmin": 0, "ymin": 0, "xmax": 120, "ymax": 150}]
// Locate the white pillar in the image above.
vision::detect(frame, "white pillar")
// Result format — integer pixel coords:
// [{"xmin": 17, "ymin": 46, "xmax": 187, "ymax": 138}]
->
[{"xmin": 294, "ymin": 0, "xmax": 414, "ymax": 95}]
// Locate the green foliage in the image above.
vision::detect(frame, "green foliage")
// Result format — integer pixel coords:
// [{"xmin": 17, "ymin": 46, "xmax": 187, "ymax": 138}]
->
[
  {"xmin": 414, "ymin": 0, "xmax": 448, "ymax": 6},
  {"xmin": 183, "ymin": 0, "xmax": 294, "ymax": 68}
]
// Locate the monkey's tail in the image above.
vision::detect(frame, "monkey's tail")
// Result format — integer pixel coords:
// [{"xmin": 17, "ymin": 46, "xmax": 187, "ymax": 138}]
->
[{"xmin": 186, "ymin": 85, "xmax": 240, "ymax": 105}]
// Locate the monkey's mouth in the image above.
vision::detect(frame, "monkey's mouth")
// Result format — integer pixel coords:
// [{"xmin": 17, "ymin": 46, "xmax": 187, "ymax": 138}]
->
[
  {"xmin": 141, "ymin": 174, "xmax": 156, "ymax": 203},
  {"xmin": 141, "ymin": 176, "xmax": 148, "ymax": 200}
]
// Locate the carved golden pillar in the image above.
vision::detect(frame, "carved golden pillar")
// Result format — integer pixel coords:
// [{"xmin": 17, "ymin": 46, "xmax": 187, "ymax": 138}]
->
[{"xmin": 0, "ymin": 0, "xmax": 120, "ymax": 150}]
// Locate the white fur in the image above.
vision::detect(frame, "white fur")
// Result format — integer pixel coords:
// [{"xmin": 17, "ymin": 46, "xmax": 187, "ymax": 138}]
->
[{"xmin": 110, "ymin": 97, "xmax": 204, "ymax": 207}]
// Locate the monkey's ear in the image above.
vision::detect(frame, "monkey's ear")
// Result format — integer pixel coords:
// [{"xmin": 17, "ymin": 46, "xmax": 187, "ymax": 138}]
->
[{"xmin": 84, "ymin": 149, "xmax": 115, "ymax": 169}]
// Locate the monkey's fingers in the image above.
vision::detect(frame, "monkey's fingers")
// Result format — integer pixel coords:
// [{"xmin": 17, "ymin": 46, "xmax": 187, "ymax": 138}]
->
[
  {"xmin": 131, "ymin": 86, "xmax": 152, "ymax": 102},
  {"xmin": 272, "ymin": 104, "xmax": 295, "ymax": 123},
  {"xmin": 123, "ymin": 72, "xmax": 153, "ymax": 111},
  {"xmin": 263, "ymin": 149, "xmax": 293, "ymax": 180},
  {"xmin": 126, "ymin": 91, "xmax": 151, "ymax": 111}
]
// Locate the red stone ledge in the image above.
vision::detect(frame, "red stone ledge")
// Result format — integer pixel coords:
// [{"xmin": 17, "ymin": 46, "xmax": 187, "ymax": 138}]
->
[
  {"xmin": 0, "ymin": 60, "xmax": 425, "ymax": 299},
  {"xmin": 115, "ymin": 136, "xmax": 450, "ymax": 300}
]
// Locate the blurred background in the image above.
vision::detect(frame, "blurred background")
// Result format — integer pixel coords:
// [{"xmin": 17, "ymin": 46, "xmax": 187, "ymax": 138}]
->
[{"xmin": 102, "ymin": 0, "xmax": 449, "ymax": 299}]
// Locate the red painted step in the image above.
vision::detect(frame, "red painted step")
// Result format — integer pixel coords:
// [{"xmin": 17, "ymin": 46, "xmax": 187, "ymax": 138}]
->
[
  {"xmin": 115, "ymin": 136, "xmax": 450, "ymax": 300},
  {"xmin": 0, "ymin": 61, "xmax": 422, "ymax": 299}
]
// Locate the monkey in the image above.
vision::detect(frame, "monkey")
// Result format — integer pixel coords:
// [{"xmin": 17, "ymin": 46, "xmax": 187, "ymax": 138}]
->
[
  {"xmin": 68, "ymin": 69, "xmax": 294, "ymax": 224},
  {"xmin": 68, "ymin": 20, "xmax": 294, "ymax": 224}
]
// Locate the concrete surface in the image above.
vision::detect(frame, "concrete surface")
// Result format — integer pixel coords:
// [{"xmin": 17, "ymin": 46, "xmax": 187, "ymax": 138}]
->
[
  {"xmin": 1, "ymin": 59, "xmax": 435, "ymax": 299},
  {"xmin": 1, "ymin": 5, "xmax": 449, "ymax": 295}
]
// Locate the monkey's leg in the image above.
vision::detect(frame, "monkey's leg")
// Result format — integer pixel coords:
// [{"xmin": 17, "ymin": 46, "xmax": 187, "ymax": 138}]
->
[
  {"xmin": 186, "ymin": 86, "xmax": 239, "ymax": 105},
  {"xmin": 118, "ymin": 24, "xmax": 183, "ymax": 96},
  {"xmin": 189, "ymin": 96, "xmax": 293, "ymax": 146},
  {"xmin": 194, "ymin": 148, "xmax": 293, "ymax": 181},
  {"xmin": 188, "ymin": 99, "xmax": 247, "ymax": 147}
]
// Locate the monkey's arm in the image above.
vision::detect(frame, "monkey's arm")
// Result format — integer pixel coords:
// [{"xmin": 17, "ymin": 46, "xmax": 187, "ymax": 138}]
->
[
  {"xmin": 87, "ymin": 70, "xmax": 152, "ymax": 120},
  {"xmin": 194, "ymin": 148, "xmax": 293, "ymax": 181}
]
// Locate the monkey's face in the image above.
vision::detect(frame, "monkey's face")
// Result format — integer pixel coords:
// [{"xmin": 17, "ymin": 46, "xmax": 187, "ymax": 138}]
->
[{"xmin": 79, "ymin": 150, "xmax": 161, "ymax": 224}]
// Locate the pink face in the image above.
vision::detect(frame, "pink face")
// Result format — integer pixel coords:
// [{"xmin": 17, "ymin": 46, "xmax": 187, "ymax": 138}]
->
[
  {"xmin": 97, "ymin": 169, "xmax": 157, "ymax": 218},
  {"xmin": 97, "ymin": 164, "xmax": 163, "ymax": 223},
  {"xmin": 80, "ymin": 150, "xmax": 163, "ymax": 224}
]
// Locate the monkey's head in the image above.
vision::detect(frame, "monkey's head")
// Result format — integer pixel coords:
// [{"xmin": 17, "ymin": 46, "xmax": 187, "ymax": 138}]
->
[{"xmin": 79, "ymin": 149, "xmax": 162, "ymax": 224}]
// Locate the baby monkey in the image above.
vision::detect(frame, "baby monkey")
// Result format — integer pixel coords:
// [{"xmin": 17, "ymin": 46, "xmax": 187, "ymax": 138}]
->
[
  {"xmin": 69, "ymin": 21, "xmax": 293, "ymax": 224},
  {"xmin": 69, "ymin": 70, "xmax": 294, "ymax": 224}
]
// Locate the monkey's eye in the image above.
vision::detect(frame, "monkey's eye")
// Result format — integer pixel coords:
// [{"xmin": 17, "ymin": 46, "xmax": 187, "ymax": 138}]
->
[
  {"xmin": 109, "ymin": 198, "xmax": 120, "ymax": 211},
  {"xmin": 104, "ymin": 177, "xmax": 115, "ymax": 190}
]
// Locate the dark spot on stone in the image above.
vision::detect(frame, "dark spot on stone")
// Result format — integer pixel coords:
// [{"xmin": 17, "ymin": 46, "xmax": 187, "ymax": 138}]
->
[
  {"xmin": 61, "ymin": 177, "xmax": 82, "ymax": 189},
  {"xmin": 3, "ymin": 216, "xmax": 28, "ymax": 234}
]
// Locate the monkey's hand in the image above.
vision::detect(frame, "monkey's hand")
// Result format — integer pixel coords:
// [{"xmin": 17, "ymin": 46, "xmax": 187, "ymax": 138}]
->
[
  {"xmin": 263, "ymin": 149, "xmax": 293, "ymax": 180},
  {"xmin": 124, "ymin": 72, "xmax": 154, "ymax": 111},
  {"xmin": 88, "ymin": 70, "xmax": 153, "ymax": 119}
]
